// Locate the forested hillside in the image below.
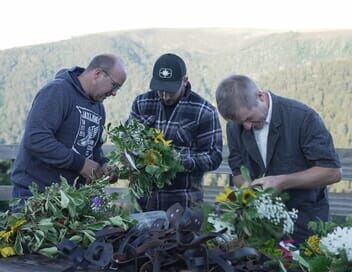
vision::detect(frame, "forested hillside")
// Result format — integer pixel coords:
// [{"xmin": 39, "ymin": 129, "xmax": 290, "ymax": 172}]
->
[{"xmin": 0, "ymin": 28, "xmax": 351, "ymax": 147}]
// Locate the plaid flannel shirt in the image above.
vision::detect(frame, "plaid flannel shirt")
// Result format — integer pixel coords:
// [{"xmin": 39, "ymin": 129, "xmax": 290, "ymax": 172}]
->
[{"xmin": 129, "ymin": 86, "xmax": 223, "ymax": 211}]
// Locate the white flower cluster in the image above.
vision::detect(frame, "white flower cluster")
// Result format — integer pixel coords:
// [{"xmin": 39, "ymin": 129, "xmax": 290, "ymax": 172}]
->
[
  {"xmin": 254, "ymin": 194, "xmax": 298, "ymax": 234},
  {"xmin": 320, "ymin": 226, "xmax": 352, "ymax": 262},
  {"xmin": 208, "ymin": 213, "xmax": 237, "ymax": 241}
]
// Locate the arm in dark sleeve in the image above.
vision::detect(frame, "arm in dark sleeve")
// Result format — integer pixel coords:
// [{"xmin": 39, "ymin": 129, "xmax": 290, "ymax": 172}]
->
[
  {"xmin": 182, "ymin": 110, "xmax": 223, "ymax": 172},
  {"xmin": 93, "ymin": 105, "xmax": 108, "ymax": 165},
  {"xmin": 226, "ymin": 122, "xmax": 243, "ymax": 176},
  {"xmin": 23, "ymin": 85, "xmax": 85, "ymax": 172},
  {"xmin": 300, "ymin": 111, "xmax": 341, "ymax": 168},
  {"xmin": 128, "ymin": 95, "xmax": 156, "ymax": 126},
  {"xmin": 93, "ymin": 129, "xmax": 109, "ymax": 166},
  {"xmin": 128, "ymin": 97, "xmax": 141, "ymax": 123}
]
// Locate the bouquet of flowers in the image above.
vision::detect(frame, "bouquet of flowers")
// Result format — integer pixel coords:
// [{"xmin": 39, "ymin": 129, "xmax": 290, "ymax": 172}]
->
[
  {"xmin": 293, "ymin": 219, "xmax": 352, "ymax": 272},
  {"xmin": 0, "ymin": 177, "xmax": 132, "ymax": 258},
  {"xmin": 107, "ymin": 120, "xmax": 184, "ymax": 199},
  {"xmin": 211, "ymin": 185, "xmax": 298, "ymax": 251}
]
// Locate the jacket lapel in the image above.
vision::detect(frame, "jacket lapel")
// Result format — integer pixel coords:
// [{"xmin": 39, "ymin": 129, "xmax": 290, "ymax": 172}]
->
[
  {"xmin": 266, "ymin": 93, "xmax": 282, "ymax": 168},
  {"xmin": 242, "ymin": 128, "xmax": 266, "ymax": 173}
]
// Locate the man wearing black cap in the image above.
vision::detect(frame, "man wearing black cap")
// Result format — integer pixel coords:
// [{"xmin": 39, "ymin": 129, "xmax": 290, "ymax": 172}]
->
[{"xmin": 129, "ymin": 53, "xmax": 223, "ymax": 211}]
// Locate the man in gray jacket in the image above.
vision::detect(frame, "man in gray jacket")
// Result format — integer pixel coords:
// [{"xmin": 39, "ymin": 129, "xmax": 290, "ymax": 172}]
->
[
  {"xmin": 216, "ymin": 74, "xmax": 341, "ymax": 243},
  {"xmin": 12, "ymin": 54, "xmax": 127, "ymax": 199}
]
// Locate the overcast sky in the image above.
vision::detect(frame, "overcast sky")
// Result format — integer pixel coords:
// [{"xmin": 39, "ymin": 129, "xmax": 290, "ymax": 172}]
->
[{"xmin": 1, "ymin": 0, "xmax": 351, "ymax": 50}]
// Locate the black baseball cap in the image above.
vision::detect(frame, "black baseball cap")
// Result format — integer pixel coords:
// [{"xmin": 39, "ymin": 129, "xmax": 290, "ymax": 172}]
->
[{"xmin": 149, "ymin": 53, "xmax": 187, "ymax": 92}]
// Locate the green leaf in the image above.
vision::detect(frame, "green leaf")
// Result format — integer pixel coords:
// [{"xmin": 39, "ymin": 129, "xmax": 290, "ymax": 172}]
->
[
  {"xmin": 81, "ymin": 230, "xmax": 96, "ymax": 243},
  {"xmin": 109, "ymin": 216, "xmax": 127, "ymax": 228},
  {"xmin": 240, "ymin": 165, "xmax": 252, "ymax": 183},
  {"xmin": 292, "ymin": 251, "xmax": 310, "ymax": 270},
  {"xmin": 45, "ymin": 231, "xmax": 59, "ymax": 245},
  {"xmin": 15, "ymin": 232, "xmax": 24, "ymax": 255},
  {"xmin": 308, "ymin": 256, "xmax": 331, "ymax": 272},
  {"xmin": 124, "ymin": 150, "xmax": 139, "ymax": 171},
  {"xmin": 38, "ymin": 247, "xmax": 59, "ymax": 258},
  {"xmin": 85, "ymin": 222, "xmax": 106, "ymax": 231},
  {"xmin": 60, "ymin": 190, "xmax": 70, "ymax": 209},
  {"xmin": 38, "ymin": 218, "xmax": 53, "ymax": 226},
  {"xmin": 145, "ymin": 165, "xmax": 160, "ymax": 175},
  {"xmin": 69, "ymin": 235, "xmax": 83, "ymax": 243},
  {"xmin": 278, "ymin": 260, "xmax": 288, "ymax": 272}
]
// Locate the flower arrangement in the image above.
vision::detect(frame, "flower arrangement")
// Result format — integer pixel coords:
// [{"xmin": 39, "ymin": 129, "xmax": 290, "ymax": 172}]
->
[
  {"xmin": 212, "ymin": 185, "xmax": 298, "ymax": 250},
  {"xmin": 107, "ymin": 120, "xmax": 184, "ymax": 199},
  {"xmin": 321, "ymin": 226, "xmax": 352, "ymax": 261},
  {"xmin": 293, "ymin": 219, "xmax": 352, "ymax": 272},
  {"xmin": 0, "ymin": 177, "xmax": 132, "ymax": 258}
]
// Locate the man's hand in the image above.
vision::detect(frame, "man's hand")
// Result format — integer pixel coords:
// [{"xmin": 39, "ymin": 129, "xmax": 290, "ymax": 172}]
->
[
  {"xmin": 80, "ymin": 159, "xmax": 100, "ymax": 183},
  {"xmin": 95, "ymin": 163, "xmax": 111, "ymax": 177},
  {"xmin": 252, "ymin": 175, "xmax": 284, "ymax": 191},
  {"xmin": 95, "ymin": 163, "xmax": 119, "ymax": 183}
]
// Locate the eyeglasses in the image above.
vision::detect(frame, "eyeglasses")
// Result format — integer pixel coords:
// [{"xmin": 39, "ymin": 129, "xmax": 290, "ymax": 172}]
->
[{"xmin": 102, "ymin": 69, "xmax": 122, "ymax": 92}]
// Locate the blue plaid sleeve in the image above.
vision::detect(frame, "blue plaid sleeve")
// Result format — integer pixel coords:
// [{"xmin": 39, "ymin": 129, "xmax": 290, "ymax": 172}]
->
[{"xmin": 181, "ymin": 109, "xmax": 223, "ymax": 172}]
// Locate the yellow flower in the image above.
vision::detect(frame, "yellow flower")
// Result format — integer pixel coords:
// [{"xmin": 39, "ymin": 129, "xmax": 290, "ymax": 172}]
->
[
  {"xmin": 0, "ymin": 218, "xmax": 27, "ymax": 243},
  {"xmin": 304, "ymin": 234, "xmax": 322, "ymax": 256},
  {"xmin": 0, "ymin": 246, "xmax": 16, "ymax": 257},
  {"xmin": 0, "ymin": 230, "xmax": 12, "ymax": 242},
  {"xmin": 144, "ymin": 149, "xmax": 161, "ymax": 165},
  {"xmin": 241, "ymin": 188, "xmax": 256, "ymax": 205},
  {"xmin": 154, "ymin": 129, "xmax": 172, "ymax": 146},
  {"xmin": 11, "ymin": 219, "xmax": 27, "ymax": 232},
  {"xmin": 216, "ymin": 187, "xmax": 236, "ymax": 203}
]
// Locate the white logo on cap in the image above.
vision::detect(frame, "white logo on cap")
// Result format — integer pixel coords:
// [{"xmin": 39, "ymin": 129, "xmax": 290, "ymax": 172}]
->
[{"xmin": 159, "ymin": 68, "xmax": 172, "ymax": 79}]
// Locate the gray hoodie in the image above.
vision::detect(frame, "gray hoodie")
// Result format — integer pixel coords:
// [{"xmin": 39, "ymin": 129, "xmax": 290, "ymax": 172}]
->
[{"xmin": 11, "ymin": 67, "xmax": 108, "ymax": 194}]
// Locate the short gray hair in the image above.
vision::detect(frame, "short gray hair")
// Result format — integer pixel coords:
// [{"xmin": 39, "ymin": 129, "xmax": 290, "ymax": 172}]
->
[
  {"xmin": 216, "ymin": 75, "xmax": 259, "ymax": 121},
  {"xmin": 86, "ymin": 54, "xmax": 118, "ymax": 73}
]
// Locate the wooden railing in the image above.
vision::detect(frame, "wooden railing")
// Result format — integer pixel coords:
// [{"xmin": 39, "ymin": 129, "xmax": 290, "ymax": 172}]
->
[{"xmin": 1, "ymin": 145, "xmax": 351, "ymax": 216}]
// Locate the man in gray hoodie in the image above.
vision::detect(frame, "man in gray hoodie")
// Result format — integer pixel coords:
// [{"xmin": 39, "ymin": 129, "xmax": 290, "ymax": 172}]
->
[{"xmin": 12, "ymin": 54, "xmax": 127, "ymax": 199}]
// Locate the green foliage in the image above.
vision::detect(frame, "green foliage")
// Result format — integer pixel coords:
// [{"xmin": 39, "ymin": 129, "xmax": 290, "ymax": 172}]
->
[
  {"xmin": 0, "ymin": 177, "xmax": 132, "ymax": 258},
  {"xmin": 294, "ymin": 218, "xmax": 352, "ymax": 272},
  {"xmin": 214, "ymin": 186, "xmax": 298, "ymax": 250},
  {"xmin": 308, "ymin": 220, "xmax": 338, "ymax": 236},
  {"xmin": 107, "ymin": 120, "xmax": 184, "ymax": 199}
]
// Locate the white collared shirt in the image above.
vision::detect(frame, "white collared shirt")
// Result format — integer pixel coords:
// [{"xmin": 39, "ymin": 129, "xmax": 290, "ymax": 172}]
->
[{"xmin": 253, "ymin": 92, "xmax": 272, "ymax": 167}]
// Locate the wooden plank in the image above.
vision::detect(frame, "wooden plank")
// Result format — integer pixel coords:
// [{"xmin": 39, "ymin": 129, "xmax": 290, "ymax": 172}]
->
[
  {"xmin": 0, "ymin": 185, "xmax": 12, "ymax": 201},
  {"xmin": 0, "ymin": 144, "xmax": 351, "ymax": 216},
  {"xmin": 0, "ymin": 145, "xmax": 19, "ymax": 161},
  {"xmin": 329, "ymin": 192, "xmax": 352, "ymax": 217},
  {"xmin": 0, "ymin": 144, "xmax": 351, "ymax": 179},
  {"xmin": 337, "ymin": 149, "xmax": 352, "ymax": 180}
]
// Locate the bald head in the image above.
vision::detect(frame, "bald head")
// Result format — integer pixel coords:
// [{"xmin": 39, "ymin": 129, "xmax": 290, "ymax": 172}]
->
[
  {"xmin": 86, "ymin": 54, "xmax": 125, "ymax": 74},
  {"xmin": 79, "ymin": 53, "xmax": 127, "ymax": 102}
]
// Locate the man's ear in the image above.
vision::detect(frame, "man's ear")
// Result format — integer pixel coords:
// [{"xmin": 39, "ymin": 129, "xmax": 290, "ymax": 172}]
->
[
  {"xmin": 182, "ymin": 76, "xmax": 189, "ymax": 87},
  {"xmin": 93, "ymin": 68, "xmax": 102, "ymax": 80},
  {"xmin": 256, "ymin": 90, "xmax": 266, "ymax": 102}
]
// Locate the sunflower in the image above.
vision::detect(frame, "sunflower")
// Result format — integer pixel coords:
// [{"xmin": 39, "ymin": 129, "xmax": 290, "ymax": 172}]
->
[
  {"xmin": 241, "ymin": 188, "xmax": 257, "ymax": 205},
  {"xmin": 144, "ymin": 149, "xmax": 162, "ymax": 165},
  {"xmin": 154, "ymin": 129, "xmax": 172, "ymax": 146},
  {"xmin": 216, "ymin": 187, "xmax": 236, "ymax": 203}
]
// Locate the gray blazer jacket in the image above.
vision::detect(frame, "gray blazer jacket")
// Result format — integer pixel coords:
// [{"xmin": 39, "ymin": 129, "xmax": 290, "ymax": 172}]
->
[{"xmin": 226, "ymin": 92, "xmax": 341, "ymax": 243}]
